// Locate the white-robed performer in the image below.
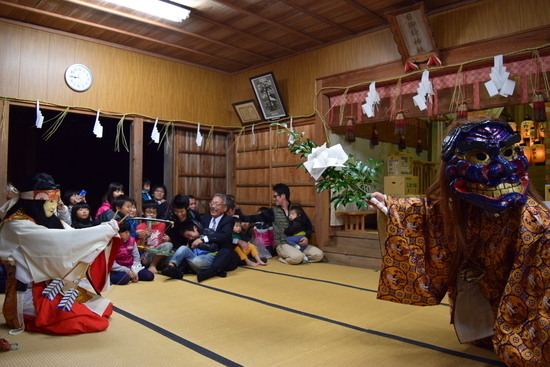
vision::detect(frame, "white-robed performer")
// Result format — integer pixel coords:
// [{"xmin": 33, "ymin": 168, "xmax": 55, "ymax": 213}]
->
[{"xmin": 0, "ymin": 173, "xmax": 120, "ymax": 335}]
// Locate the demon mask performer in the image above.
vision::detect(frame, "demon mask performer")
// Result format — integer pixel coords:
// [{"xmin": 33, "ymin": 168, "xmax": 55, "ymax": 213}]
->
[
  {"xmin": 0, "ymin": 173, "xmax": 120, "ymax": 335},
  {"xmin": 368, "ymin": 119, "xmax": 549, "ymax": 366}
]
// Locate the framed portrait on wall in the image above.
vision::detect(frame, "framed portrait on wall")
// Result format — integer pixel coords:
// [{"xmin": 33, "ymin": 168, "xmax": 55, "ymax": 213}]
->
[
  {"xmin": 249, "ymin": 72, "xmax": 287, "ymax": 121},
  {"xmin": 232, "ymin": 99, "xmax": 263, "ymax": 125}
]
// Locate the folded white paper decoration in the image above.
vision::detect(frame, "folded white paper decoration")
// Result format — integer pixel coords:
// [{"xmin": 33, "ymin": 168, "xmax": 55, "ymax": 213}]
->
[
  {"xmin": 35, "ymin": 100, "xmax": 44, "ymax": 128},
  {"xmin": 412, "ymin": 70, "xmax": 434, "ymax": 111},
  {"xmin": 303, "ymin": 143, "xmax": 349, "ymax": 180},
  {"xmin": 288, "ymin": 117, "xmax": 295, "ymax": 145},
  {"xmin": 251, "ymin": 124, "xmax": 256, "ymax": 145},
  {"xmin": 151, "ymin": 118, "xmax": 160, "ymax": 143},
  {"xmin": 196, "ymin": 123, "xmax": 203, "ymax": 146},
  {"xmin": 93, "ymin": 110, "xmax": 103, "ymax": 138},
  {"xmin": 361, "ymin": 82, "xmax": 381, "ymax": 118},
  {"xmin": 484, "ymin": 55, "xmax": 515, "ymax": 98}
]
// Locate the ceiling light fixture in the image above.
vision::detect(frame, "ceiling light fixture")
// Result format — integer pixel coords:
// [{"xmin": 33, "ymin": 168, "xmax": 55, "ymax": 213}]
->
[{"xmin": 103, "ymin": 0, "xmax": 191, "ymax": 22}]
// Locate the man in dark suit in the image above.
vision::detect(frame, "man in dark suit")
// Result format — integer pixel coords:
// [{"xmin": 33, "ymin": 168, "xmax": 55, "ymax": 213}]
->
[{"xmin": 196, "ymin": 193, "xmax": 237, "ymax": 282}]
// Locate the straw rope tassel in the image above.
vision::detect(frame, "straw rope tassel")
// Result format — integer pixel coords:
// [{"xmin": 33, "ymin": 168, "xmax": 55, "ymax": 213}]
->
[
  {"xmin": 450, "ymin": 64, "xmax": 465, "ymax": 113},
  {"xmin": 226, "ymin": 126, "xmax": 245, "ymax": 153},
  {"xmin": 42, "ymin": 107, "xmax": 69, "ymax": 141},
  {"xmin": 114, "ymin": 115, "xmax": 128, "ymax": 152},
  {"xmin": 204, "ymin": 125, "xmax": 214, "ymax": 151},
  {"xmin": 0, "ymin": 98, "xmax": 6, "ymax": 141},
  {"xmin": 158, "ymin": 121, "xmax": 174, "ymax": 149}
]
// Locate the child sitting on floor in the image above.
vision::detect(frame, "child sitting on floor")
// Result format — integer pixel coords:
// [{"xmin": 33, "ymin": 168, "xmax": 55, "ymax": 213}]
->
[
  {"xmin": 233, "ymin": 219, "xmax": 267, "ymax": 267},
  {"xmin": 253, "ymin": 206, "xmax": 275, "ymax": 258},
  {"xmin": 161, "ymin": 219, "xmax": 218, "ymax": 279},
  {"xmin": 110, "ymin": 222, "xmax": 155, "ymax": 285},
  {"xmin": 284, "ymin": 205, "xmax": 311, "ymax": 262},
  {"xmin": 136, "ymin": 200, "xmax": 173, "ymax": 274}
]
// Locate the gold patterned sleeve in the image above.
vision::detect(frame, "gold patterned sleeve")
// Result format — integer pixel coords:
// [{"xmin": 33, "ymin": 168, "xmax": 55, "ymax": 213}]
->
[
  {"xmin": 492, "ymin": 200, "xmax": 550, "ymax": 366},
  {"xmin": 377, "ymin": 196, "xmax": 455, "ymax": 306}
]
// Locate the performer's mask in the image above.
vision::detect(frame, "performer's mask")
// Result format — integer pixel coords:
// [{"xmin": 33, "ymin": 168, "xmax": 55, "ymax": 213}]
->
[{"xmin": 441, "ymin": 120, "xmax": 529, "ymax": 212}]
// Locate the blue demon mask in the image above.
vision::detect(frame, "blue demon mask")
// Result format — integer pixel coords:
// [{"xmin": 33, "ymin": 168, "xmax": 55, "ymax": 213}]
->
[{"xmin": 441, "ymin": 120, "xmax": 529, "ymax": 212}]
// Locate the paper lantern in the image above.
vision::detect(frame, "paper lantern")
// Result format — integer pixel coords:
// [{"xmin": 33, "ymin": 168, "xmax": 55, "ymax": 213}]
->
[
  {"xmin": 521, "ymin": 145, "xmax": 532, "ymax": 162},
  {"xmin": 538, "ymin": 121, "xmax": 546, "ymax": 138},
  {"xmin": 507, "ymin": 121, "xmax": 517, "ymax": 131},
  {"xmin": 530, "ymin": 144, "xmax": 545, "ymax": 163},
  {"xmin": 521, "ymin": 119, "xmax": 534, "ymax": 139}
]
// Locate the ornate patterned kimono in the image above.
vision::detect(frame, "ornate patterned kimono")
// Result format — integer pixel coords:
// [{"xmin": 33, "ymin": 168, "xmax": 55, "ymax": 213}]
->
[
  {"xmin": 0, "ymin": 210, "xmax": 119, "ymax": 335},
  {"xmin": 378, "ymin": 196, "xmax": 550, "ymax": 367}
]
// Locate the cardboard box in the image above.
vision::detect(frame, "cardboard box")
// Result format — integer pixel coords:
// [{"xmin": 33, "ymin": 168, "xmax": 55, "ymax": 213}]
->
[
  {"xmin": 387, "ymin": 152, "xmax": 413, "ymax": 175},
  {"xmin": 384, "ymin": 175, "xmax": 419, "ymax": 198}
]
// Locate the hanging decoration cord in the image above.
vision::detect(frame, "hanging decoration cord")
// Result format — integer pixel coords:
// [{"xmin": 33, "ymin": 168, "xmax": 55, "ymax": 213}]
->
[
  {"xmin": 157, "ymin": 121, "xmax": 174, "ymax": 149},
  {"xmin": 0, "ymin": 98, "xmax": 6, "ymax": 141},
  {"xmin": 114, "ymin": 115, "xmax": 128, "ymax": 152},
  {"xmin": 42, "ymin": 107, "xmax": 69, "ymax": 141},
  {"xmin": 0, "ymin": 42, "xmax": 548, "ymax": 149}
]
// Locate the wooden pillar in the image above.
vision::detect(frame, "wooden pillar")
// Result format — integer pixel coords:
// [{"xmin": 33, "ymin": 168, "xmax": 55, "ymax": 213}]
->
[
  {"xmin": 130, "ymin": 117, "xmax": 143, "ymax": 214},
  {"xmin": 0, "ymin": 100, "xmax": 9, "ymax": 206},
  {"xmin": 226, "ymin": 132, "xmax": 236, "ymax": 194},
  {"xmin": 163, "ymin": 124, "xmax": 174, "ymax": 197},
  {"xmin": 313, "ymin": 80, "xmax": 331, "ymax": 248}
]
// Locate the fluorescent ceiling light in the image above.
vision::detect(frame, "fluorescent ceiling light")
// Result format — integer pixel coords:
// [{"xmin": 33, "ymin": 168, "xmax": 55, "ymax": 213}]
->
[{"xmin": 103, "ymin": 0, "xmax": 190, "ymax": 22}]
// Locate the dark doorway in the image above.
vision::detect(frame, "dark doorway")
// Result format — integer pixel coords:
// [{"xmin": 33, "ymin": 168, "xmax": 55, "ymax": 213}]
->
[{"xmin": 8, "ymin": 105, "xmax": 165, "ymax": 214}]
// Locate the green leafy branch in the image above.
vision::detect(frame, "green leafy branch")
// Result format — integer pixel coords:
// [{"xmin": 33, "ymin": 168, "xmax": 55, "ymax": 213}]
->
[{"xmin": 273, "ymin": 123, "xmax": 382, "ymax": 209}]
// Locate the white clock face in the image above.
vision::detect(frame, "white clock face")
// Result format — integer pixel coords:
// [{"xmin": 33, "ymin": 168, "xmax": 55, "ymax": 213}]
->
[{"xmin": 65, "ymin": 64, "xmax": 93, "ymax": 92}]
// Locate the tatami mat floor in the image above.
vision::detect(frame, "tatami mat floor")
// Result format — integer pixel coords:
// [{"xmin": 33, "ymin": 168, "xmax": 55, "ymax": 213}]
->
[{"xmin": 0, "ymin": 260, "xmax": 504, "ymax": 366}]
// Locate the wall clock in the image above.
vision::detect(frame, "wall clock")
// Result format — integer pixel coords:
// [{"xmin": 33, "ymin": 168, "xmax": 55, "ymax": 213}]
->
[{"xmin": 65, "ymin": 63, "xmax": 93, "ymax": 92}]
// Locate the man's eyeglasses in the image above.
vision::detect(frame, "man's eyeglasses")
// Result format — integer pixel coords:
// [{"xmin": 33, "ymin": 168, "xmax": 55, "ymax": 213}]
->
[
  {"xmin": 210, "ymin": 201, "xmax": 224, "ymax": 207},
  {"xmin": 273, "ymin": 194, "xmax": 280, "ymax": 199}
]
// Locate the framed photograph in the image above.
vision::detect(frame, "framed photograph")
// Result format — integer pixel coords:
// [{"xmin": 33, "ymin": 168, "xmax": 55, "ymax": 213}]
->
[
  {"xmin": 232, "ymin": 99, "xmax": 263, "ymax": 125},
  {"xmin": 249, "ymin": 72, "xmax": 287, "ymax": 121}
]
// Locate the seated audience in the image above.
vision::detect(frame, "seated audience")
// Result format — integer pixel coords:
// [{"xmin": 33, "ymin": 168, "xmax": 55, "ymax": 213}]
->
[
  {"xmin": 95, "ymin": 182, "xmax": 124, "ymax": 219},
  {"xmin": 151, "ymin": 184, "xmax": 170, "ymax": 220},
  {"xmin": 194, "ymin": 194, "xmax": 236, "ymax": 282},
  {"xmin": 233, "ymin": 219, "xmax": 266, "ymax": 267},
  {"xmin": 162, "ymin": 220, "xmax": 218, "ymax": 279},
  {"xmin": 136, "ymin": 200, "xmax": 173, "ymax": 273},
  {"xmin": 94, "ymin": 195, "xmax": 133, "ymax": 224},
  {"xmin": 142, "ymin": 178, "xmax": 152, "ymax": 202},
  {"xmin": 238, "ymin": 183, "xmax": 324, "ymax": 265},
  {"xmin": 71, "ymin": 202, "xmax": 94, "ymax": 229},
  {"xmin": 110, "ymin": 222, "xmax": 154, "ymax": 285}
]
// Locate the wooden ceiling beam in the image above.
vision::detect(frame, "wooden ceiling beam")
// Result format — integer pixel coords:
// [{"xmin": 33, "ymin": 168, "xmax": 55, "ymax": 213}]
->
[
  {"xmin": 64, "ymin": 0, "xmax": 273, "ymax": 61},
  {"xmin": 0, "ymin": 1, "xmax": 251, "ymax": 68},
  {"xmin": 342, "ymin": 0, "xmax": 388, "ymax": 24},
  {"xmin": 426, "ymin": 0, "xmax": 482, "ymax": 15},
  {"xmin": 189, "ymin": 11, "xmax": 297, "ymax": 54},
  {"xmin": 280, "ymin": 0, "xmax": 354, "ymax": 36},
  {"xmin": 212, "ymin": 0, "xmax": 324, "ymax": 45}
]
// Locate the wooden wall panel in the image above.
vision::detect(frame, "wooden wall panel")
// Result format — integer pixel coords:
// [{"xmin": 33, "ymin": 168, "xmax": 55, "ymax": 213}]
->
[
  {"xmin": 0, "ymin": 24, "xmax": 22, "ymax": 96},
  {"xmin": 233, "ymin": 119, "xmax": 317, "ymax": 222},
  {"xmin": 235, "ymin": 167, "xmax": 270, "ymax": 185},
  {"xmin": 173, "ymin": 126, "xmax": 230, "ymax": 214},
  {"xmin": 431, "ymin": 0, "xmax": 550, "ymax": 49},
  {"xmin": 0, "ymin": 22, "xmax": 232, "ymax": 125}
]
